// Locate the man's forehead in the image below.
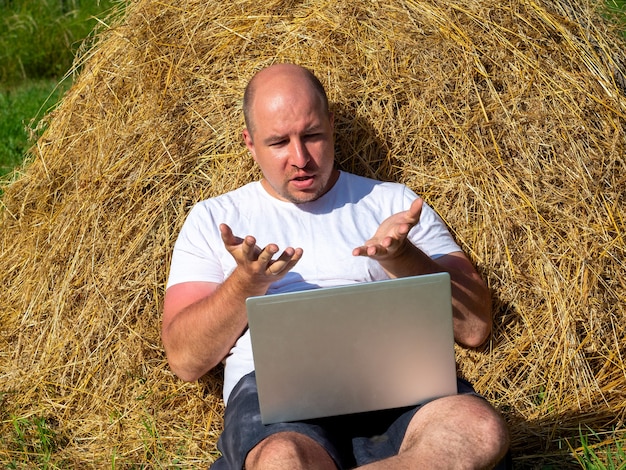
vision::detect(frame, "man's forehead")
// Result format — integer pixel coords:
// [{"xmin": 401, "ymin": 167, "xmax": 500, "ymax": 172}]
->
[{"xmin": 253, "ymin": 86, "xmax": 324, "ymax": 120}]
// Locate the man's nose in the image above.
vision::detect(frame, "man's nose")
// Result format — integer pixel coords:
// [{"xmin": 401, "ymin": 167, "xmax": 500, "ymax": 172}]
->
[{"xmin": 289, "ymin": 140, "xmax": 310, "ymax": 169}]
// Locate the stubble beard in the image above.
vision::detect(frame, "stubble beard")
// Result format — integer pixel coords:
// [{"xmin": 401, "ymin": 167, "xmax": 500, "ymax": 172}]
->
[
  {"xmin": 277, "ymin": 175, "xmax": 329, "ymax": 204},
  {"xmin": 280, "ymin": 185, "xmax": 326, "ymax": 204}
]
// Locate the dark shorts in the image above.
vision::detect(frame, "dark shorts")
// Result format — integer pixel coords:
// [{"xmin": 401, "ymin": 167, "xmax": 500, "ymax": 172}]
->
[{"xmin": 210, "ymin": 372, "xmax": 480, "ymax": 469}]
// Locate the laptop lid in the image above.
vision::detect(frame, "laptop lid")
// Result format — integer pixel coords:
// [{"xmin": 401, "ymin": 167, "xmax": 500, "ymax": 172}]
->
[{"xmin": 246, "ymin": 272, "xmax": 458, "ymax": 424}]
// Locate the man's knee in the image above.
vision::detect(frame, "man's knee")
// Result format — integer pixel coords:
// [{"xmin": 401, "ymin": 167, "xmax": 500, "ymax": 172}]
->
[
  {"xmin": 467, "ymin": 398, "xmax": 510, "ymax": 460},
  {"xmin": 245, "ymin": 432, "xmax": 336, "ymax": 470},
  {"xmin": 402, "ymin": 395, "xmax": 510, "ymax": 467}
]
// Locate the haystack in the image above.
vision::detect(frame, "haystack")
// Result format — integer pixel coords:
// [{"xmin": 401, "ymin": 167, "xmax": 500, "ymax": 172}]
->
[{"xmin": 1, "ymin": 0, "xmax": 625, "ymax": 467}]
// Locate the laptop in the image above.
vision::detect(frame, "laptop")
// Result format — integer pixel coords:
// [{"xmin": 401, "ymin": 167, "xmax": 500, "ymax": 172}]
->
[{"xmin": 246, "ymin": 272, "xmax": 458, "ymax": 424}]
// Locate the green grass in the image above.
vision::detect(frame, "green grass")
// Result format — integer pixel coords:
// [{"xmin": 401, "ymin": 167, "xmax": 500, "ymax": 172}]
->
[
  {"xmin": 0, "ymin": 78, "xmax": 70, "ymax": 178},
  {"xmin": 0, "ymin": 0, "xmax": 118, "ymax": 84},
  {"xmin": 576, "ymin": 428, "xmax": 626, "ymax": 470},
  {"xmin": 5, "ymin": 414, "xmax": 62, "ymax": 469},
  {"xmin": 605, "ymin": 0, "xmax": 626, "ymax": 35},
  {"xmin": 0, "ymin": 0, "xmax": 117, "ymax": 180}
]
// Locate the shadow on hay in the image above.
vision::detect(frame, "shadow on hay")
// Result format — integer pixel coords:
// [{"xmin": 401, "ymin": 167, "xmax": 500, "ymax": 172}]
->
[
  {"xmin": 199, "ymin": 366, "xmax": 225, "ymax": 400},
  {"xmin": 487, "ymin": 298, "xmax": 603, "ymax": 468},
  {"xmin": 332, "ymin": 103, "xmax": 401, "ymax": 182},
  {"xmin": 507, "ymin": 410, "xmax": 622, "ymax": 469}
]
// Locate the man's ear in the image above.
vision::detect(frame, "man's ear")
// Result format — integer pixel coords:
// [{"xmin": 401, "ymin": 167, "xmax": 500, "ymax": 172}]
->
[{"xmin": 242, "ymin": 129, "xmax": 257, "ymax": 162}]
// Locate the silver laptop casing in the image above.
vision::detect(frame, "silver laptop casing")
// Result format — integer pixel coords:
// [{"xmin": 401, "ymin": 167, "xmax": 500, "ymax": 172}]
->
[{"xmin": 246, "ymin": 272, "xmax": 458, "ymax": 424}]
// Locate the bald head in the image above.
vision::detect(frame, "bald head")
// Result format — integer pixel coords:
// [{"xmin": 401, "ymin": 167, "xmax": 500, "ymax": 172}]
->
[{"xmin": 243, "ymin": 63, "xmax": 330, "ymax": 137}]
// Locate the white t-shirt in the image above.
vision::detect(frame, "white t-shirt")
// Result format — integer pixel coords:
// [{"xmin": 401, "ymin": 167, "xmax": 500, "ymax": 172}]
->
[{"xmin": 167, "ymin": 171, "xmax": 461, "ymax": 403}]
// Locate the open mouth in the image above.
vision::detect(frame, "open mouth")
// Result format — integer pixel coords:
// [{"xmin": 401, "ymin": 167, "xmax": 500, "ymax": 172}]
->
[{"xmin": 290, "ymin": 175, "xmax": 315, "ymax": 189}]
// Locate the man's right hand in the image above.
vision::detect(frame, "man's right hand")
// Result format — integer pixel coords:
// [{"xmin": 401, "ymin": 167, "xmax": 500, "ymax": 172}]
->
[
  {"xmin": 161, "ymin": 225, "xmax": 303, "ymax": 382},
  {"xmin": 220, "ymin": 223, "xmax": 303, "ymax": 282}
]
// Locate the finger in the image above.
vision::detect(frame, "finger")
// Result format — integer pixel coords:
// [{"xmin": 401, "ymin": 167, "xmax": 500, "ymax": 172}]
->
[
  {"xmin": 407, "ymin": 198, "xmax": 423, "ymax": 223},
  {"xmin": 267, "ymin": 247, "xmax": 303, "ymax": 275},
  {"xmin": 352, "ymin": 245, "xmax": 377, "ymax": 257},
  {"xmin": 352, "ymin": 246, "xmax": 364, "ymax": 257},
  {"xmin": 381, "ymin": 236, "xmax": 394, "ymax": 249},
  {"xmin": 266, "ymin": 262, "xmax": 280, "ymax": 276},
  {"xmin": 268, "ymin": 248, "xmax": 293, "ymax": 273},
  {"xmin": 280, "ymin": 248, "xmax": 304, "ymax": 273},
  {"xmin": 241, "ymin": 235, "xmax": 263, "ymax": 260},
  {"xmin": 396, "ymin": 222, "xmax": 412, "ymax": 237},
  {"xmin": 257, "ymin": 243, "xmax": 278, "ymax": 265},
  {"xmin": 367, "ymin": 245, "xmax": 381, "ymax": 257},
  {"xmin": 219, "ymin": 223, "xmax": 238, "ymax": 246}
]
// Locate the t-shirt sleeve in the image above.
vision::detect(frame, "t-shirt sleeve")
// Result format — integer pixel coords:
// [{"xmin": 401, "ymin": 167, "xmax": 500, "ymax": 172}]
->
[
  {"xmin": 166, "ymin": 204, "xmax": 226, "ymax": 288},
  {"xmin": 403, "ymin": 187, "xmax": 461, "ymax": 259}
]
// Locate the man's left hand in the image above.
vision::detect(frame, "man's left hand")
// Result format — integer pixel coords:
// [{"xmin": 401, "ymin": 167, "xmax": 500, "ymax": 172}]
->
[{"xmin": 352, "ymin": 198, "xmax": 423, "ymax": 260}]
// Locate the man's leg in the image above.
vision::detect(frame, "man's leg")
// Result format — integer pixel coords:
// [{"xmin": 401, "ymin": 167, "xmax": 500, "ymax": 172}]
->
[
  {"xmin": 360, "ymin": 394, "xmax": 510, "ymax": 469},
  {"xmin": 245, "ymin": 431, "xmax": 338, "ymax": 470},
  {"xmin": 214, "ymin": 372, "xmax": 344, "ymax": 469}
]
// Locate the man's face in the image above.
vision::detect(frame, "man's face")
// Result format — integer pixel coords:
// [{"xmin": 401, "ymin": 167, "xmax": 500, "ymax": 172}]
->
[{"xmin": 243, "ymin": 77, "xmax": 338, "ymax": 204}]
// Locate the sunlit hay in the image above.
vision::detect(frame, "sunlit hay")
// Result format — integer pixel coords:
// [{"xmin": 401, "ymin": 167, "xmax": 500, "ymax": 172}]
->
[{"xmin": 1, "ymin": 0, "xmax": 625, "ymax": 466}]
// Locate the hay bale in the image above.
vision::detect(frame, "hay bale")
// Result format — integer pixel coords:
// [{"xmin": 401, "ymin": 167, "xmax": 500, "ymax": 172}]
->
[{"xmin": 1, "ymin": 0, "xmax": 625, "ymax": 466}]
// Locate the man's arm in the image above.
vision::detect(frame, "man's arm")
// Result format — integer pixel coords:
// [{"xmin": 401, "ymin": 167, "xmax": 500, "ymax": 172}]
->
[
  {"xmin": 391, "ymin": 247, "xmax": 492, "ymax": 348},
  {"xmin": 352, "ymin": 198, "xmax": 492, "ymax": 348},
  {"xmin": 162, "ymin": 224, "xmax": 303, "ymax": 381}
]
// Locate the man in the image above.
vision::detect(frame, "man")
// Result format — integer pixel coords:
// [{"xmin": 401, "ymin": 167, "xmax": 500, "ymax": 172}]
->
[{"xmin": 162, "ymin": 63, "xmax": 510, "ymax": 469}]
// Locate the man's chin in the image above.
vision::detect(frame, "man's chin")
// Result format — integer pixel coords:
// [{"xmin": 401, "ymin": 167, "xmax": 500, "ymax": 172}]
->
[
  {"xmin": 279, "ymin": 180, "xmax": 323, "ymax": 203},
  {"xmin": 284, "ymin": 191, "xmax": 320, "ymax": 204},
  {"xmin": 281, "ymin": 182, "xmax": 331, "ymax": 203}
]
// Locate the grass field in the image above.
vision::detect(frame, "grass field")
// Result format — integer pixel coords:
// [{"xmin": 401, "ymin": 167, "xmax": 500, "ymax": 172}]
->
[
  {"xmin": 607, "ymin": 0, "xmax": 626, "ymax": 23},
  {"xmin": 0, "ymin": 0, "xmax": 117, "ymax": 179},
  {"xmin": 0, "ymin": 79, "xmax": 69, "ymax": 178}
]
